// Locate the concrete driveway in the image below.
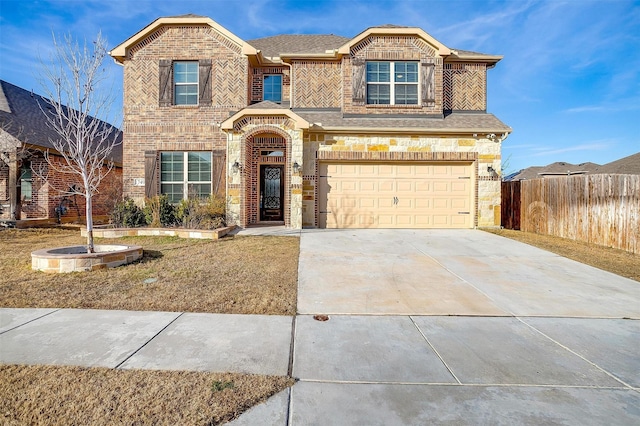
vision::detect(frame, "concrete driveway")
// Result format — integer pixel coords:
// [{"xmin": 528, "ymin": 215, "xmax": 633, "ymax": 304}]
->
[
  {"xmin": 285, "ymin": 229, "xmax": 640, "ymax": 425},
  {"xmin": 298, "ymin": 229, "xmax": 640, "ymax": 317}
]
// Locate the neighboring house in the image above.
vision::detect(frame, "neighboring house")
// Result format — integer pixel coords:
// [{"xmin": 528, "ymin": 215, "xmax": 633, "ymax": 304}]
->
[
  {"xmin": 110, "ymin": 15, "xmax": 511, "ymax": 229},
  {"xmin": 505, "ymin": 153, "xmax": 640, "ymax": 181},
  {"xmin": 0, "ymin": 80, "xmax": 122, "ymax": 225},
  {"xmin": 504, "ymin": 162, "xmax": 601, "ymax": 181},
  {"xmin": 593, "ymin": 152, "xmax": 640, "ymax": 175}
]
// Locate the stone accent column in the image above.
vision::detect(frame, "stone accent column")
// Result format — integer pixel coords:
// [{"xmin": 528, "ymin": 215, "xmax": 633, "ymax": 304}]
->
[{"xmin": 289, "ymin": 129, "xmax": 304, "ymax": 229}]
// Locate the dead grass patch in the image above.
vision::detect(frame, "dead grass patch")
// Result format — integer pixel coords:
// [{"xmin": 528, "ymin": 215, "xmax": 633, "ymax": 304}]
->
[
  {"xmin": 0, "ymin": 228, "xmax": 299, "ymax": 315},
  {"xmin": 0, "ymin": 364, "xmax": 294, "ymax": 425},
  {"xmin": 483, "ymin": 228, "xmax": 639, "ymax": 282}
]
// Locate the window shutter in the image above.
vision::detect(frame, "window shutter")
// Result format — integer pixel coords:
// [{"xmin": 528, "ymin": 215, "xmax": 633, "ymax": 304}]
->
[
  {"xmin": 159, "ymin": 60, "xmax": 172, "ymax": 107},
  {"xmin": 211, "ymin": 150, "xmax": 225, "ymax": 196},
  {"xmin": 144, "ymin": 151, "xmax": 158, "ymax": 198},
  {"xmin": 351, "ymin": 57, "xmax": 366, "ymax": 104},
  {"xmin": 199, "ymin": 59, "xmax": 212, "ymax": 106},
  {"xmin": 421, "ymin": 61, "xmax": 436, "ymax": 105}
]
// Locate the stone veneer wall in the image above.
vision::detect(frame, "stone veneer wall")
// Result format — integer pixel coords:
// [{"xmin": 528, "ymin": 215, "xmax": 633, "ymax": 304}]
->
[
  {"xmin": 226, "ymin": 123, "xmax": 304, "ymax": 229},
  {"xmin": 301, "ymin": 133, "xmax": 501, "ymax": 228},
  {"xmin": 122, "ymin": 25, "xmax": 247, "ymax": 204}
]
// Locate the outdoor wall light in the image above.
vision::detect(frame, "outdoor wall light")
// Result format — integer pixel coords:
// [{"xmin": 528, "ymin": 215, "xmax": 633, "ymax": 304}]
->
[
  {"xmin": 293, "ymin": 161, "xmax": 301, "ymax": 174},
  {"xmin": 487, "ymin": 165, "xmax": 495, "ymax": 173},
  {"xmin": 232, "ymin": 161, "xmax": 241, "ymax": 173}
]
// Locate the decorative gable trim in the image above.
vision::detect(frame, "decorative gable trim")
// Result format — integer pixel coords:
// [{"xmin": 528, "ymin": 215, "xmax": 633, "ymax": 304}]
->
[
  {"xmin": 221, "ymin": 109, "xmax": 310, "ymax": 132},
  {"xmin": 109, "ymin": 16, "xmax": 257, "ymax": 64},
  {"xmin": 338, "ymin": 27, "xmax": 451, "ymax": 57}
]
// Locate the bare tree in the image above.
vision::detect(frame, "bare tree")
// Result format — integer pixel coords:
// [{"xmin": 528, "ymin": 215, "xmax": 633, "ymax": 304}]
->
[{"xmin": 38, "ymin": 32, "xmax": 121, "ymax": 252}]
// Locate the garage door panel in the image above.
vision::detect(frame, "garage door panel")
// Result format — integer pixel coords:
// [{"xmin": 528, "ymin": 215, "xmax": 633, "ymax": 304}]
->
[
  {"xmin": 358, "ymin": 180, "xmax": 376, "ymax": 192},
  {"xmin": 415, "ymin": 181, "xmax": 432, "ymax": 192},
  {"xmin": 320, "ymin": 162, "xmax": 474, "ymax": 229},
  {"xmin": 415, "ymin": 198, "xmax": 431, "ymax": 209},
  {"xmin": 433, "ymin": 215, "xmax": 450, "ymax": 226},
  {"xmin": 451, "ymin": 182, "xmax": 469, "ymax": 192},
  {"xmin": 451, "ymin": 198, "xmax": 469, "ymax": 209},
  {"xmin": 379, "ymin": 198, "xmax": 395, "ymax": 208},
  {"xmin": 451, "ymin": 215, "xmax": 470, "ymax": 226},
  {"xmin": 433, "ymin": 182, "xmax": 450, "ymax": 192},
  {"xmin": 396, "ymin": 181, "xmax": 413, "ymax": 192},
  {"xmin": 433, "ymin": 198, "xmax": 449, "ymax": 209}
]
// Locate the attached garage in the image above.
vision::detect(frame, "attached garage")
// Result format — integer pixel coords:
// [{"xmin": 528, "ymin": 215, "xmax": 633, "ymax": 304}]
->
[{"xmin": 318, "ymin": 162, "xmax": 475, "ymax": 229}]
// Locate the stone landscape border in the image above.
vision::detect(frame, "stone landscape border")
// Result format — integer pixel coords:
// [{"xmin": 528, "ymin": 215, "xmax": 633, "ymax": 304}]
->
[
  {"xmin": 82, "ymin": 226, "xmax": 236, "ymax": 240},
  {"xmin": 32, "ymin": 245, "xmax": 143, "ymax": 273}
]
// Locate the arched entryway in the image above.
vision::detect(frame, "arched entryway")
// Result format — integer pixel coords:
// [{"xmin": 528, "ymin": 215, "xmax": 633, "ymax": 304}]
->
[{"xmin": 241, "ymin": 130, "xmax": 292, "ymax": 227}]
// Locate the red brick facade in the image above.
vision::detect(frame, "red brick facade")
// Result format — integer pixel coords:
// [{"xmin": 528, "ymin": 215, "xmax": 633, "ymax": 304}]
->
[
  {"xmin": 0, "ymin": 153, "xmax": 122, "ymax": 221},
  {"xmin": 112, "ymin": 16, "xmax": 510, "ymax": 229}
]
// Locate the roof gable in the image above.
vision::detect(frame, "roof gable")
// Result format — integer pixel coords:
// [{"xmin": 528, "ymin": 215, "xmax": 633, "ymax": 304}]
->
[
  {"xmin": 109, "ymin": 16, "xmax": 257, "ymax": 63},
  {"xmin": 338, "ymin": 26, "xmax": 451, "ymax": 56}
]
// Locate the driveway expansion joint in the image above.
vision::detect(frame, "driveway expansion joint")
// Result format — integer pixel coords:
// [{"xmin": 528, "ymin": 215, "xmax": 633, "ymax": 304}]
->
[{"xmin": 409, "ymin": 315, "xmax": 461, "ymax": 384}]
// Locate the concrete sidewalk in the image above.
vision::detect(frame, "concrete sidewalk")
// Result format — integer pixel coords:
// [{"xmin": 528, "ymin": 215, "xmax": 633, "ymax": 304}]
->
[
  {"xmin": 2, "ymin": 308, "xmax": 638, "ymax": 425},
  {"xmin": 0, "ymin": 308, "xmax": 292, "ymax": 375}
]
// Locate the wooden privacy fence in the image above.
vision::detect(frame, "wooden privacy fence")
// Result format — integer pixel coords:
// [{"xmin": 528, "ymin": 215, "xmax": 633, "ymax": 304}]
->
[{"xmin": 502, "ymin": 174, "xmax": 639, "ymax": 254}]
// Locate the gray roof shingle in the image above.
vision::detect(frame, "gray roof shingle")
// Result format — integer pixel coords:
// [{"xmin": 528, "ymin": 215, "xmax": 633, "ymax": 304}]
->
[
  {"xmin": 247, "ymin": 34, "xmax": 351, "ymax": 58},
  {"xmin": 594, "ymin": 152, "xmax": 640, "ymax": 175},
  {"xmin": 0, "ymin": 80, "xmax": 122, "ymax": 164},
  {"xmin": 293, "ymin": 110, "xmax": 511, "ymax": 133}
]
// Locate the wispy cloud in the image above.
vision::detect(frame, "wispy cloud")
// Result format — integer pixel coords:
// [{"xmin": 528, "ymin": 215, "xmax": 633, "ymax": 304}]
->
[{"xmin": 530, "ymin": 141, "xmax": 614, "ymax": 157}]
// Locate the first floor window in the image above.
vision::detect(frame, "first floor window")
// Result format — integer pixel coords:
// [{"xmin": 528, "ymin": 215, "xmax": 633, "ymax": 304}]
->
[
  {"xmin": 174, "ymin": 61, "xmax": 199, "ymax": 105},
  {"xmin": 263, "ymin": 75, "xmax": 282, "ymax": 103},
  {"xmin": 19, "ymin": 162, "xmax": 32, "ymax": 201},
  {"xmin": 366, "ymin": 61, "xmax": 418, "ymax": 105},
  {"xmin": 160, "ymin": 152, "xmax": 211, "ymax": 203}
]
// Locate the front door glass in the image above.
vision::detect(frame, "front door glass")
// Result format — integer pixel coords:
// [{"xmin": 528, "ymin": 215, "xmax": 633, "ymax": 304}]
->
[{"xmin": 260, "ymin": 165, "xmax": 284, "ymax": 221}]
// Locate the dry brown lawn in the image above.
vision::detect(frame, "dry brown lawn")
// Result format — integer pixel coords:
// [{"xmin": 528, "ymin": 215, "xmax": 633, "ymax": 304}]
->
[
  {"xmin": 0, "ymin": 228, "xmax": 299, "ymax": 424},
  {"xmin": 0, "ymin": 228, "xmax": 299, "ymax": 315},
  {"xmin": 484, "ymin": 228, "xmax": 639, "ymax": 282},
  {"xmin": 0, "ymin": 365, "xmax": 294, "ymax": 425}
]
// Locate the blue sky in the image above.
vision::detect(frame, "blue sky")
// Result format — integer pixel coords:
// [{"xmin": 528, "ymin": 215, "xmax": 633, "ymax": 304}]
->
[{"xmin": 1, "ymin": 0, "xmax": 638, "ymax": 173}]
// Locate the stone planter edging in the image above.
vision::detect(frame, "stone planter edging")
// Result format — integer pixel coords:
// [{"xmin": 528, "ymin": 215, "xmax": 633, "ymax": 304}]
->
[
  {"xmin": 32, "ymin": 245, "xmax": 143, "ymax": 273},
  {"xmin": 81, "ymin": 225, "xmax": 236, "ymax": 240}
]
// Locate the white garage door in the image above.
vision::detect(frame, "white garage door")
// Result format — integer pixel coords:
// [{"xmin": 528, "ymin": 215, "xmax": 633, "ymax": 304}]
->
[{"xmin": 319, "ymin": 162, "xmax": 474, "ymax": 229}]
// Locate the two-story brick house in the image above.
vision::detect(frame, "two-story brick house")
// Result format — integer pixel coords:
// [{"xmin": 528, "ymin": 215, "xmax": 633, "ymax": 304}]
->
[{"xmin": 110, "ymin": 14, "xmax": 510, "ymax": 229}]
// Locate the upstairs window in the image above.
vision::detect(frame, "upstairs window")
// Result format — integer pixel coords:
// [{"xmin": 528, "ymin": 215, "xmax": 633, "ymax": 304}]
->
[
  {"xmin": 263, "ymin": 75, "xmax": 282, "ymax": 103},
  {"xmin": 159, "ymin": 60, "xmax": 212, "ymax": 107},
  {"xmin": 173, "ymin": 61, "xmax": 199, "ymax": 105},
  {"xmin": 160, "ymin": 152, "xmax": 212, "ymax": 203},
  {"xmin": 366, "ymin": 61, "xmax": 419, "ymax": 105}
]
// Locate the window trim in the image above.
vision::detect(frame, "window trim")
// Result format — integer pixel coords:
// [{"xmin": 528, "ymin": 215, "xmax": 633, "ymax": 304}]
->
[
  {"xmin": 263, "ymin": 74, "xmax": 283, "ymax": 103},
  {"xmin": 160, "ymin": 151, "xmax": 212, "ymax": 203},
  {"xmin": 173, "ymin": 61, "xmax": 199, "ymax": 106},
  {"xmin": 366, "ymin": 61, "xmax": 419, "ymax": 106}
]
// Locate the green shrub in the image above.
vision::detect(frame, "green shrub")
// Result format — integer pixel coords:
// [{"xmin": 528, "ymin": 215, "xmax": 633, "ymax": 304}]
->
[
  {"xmin": 175, "ymin": 195, "xmax": 226, "ymax": 230},
  {"xmin": 144, "ymin": 195, "xmax": 176, "ymax": 227},
  {"xmin": 110, "ymin": 197, "xmax": 147, "ymax": 228}
]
